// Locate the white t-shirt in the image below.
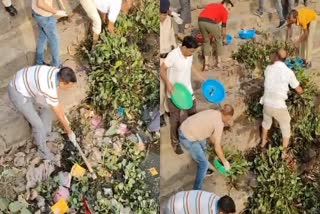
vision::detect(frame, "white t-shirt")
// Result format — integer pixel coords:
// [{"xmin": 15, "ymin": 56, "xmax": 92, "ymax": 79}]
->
[
  {"xmin": 94, "ymin": 0, "xmax": 122, "ymax": 23},
  {"xmin": 261, "ymin": 61, "xmax": 300, "ymax": 109},
  {"xmin": 166, "ymin": 190, "xmax": 220, "ymax": 214},
  {"xmin": 164, "ymin": 47, "xmax": 193, "ymax": 98},
  {"xmin": 10, "ymin": 65, "xmax": 60, "ymax": 106}
]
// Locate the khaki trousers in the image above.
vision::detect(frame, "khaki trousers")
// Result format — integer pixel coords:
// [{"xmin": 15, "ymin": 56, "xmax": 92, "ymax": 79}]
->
[
  {"xmin": 262, "ymin": 105, "xmax": 291, "ymax": 138},
  {"xmin": 80, "ymin": 0, "xmax": 102, "ymax": 34},
  {"xmin": 198, "ymin": 20, "xmax": 223, "ymax": 57},
  {"xmin": 160, "ymin": 58, "xmax": 169, "ymax": 115},
  {"xmin": 2, "ymin": 0, "xmax": 12, "ymax": 7},
  {"xmin": 299, "ymin": 20, "xmax": 317, "ymax": 63}
]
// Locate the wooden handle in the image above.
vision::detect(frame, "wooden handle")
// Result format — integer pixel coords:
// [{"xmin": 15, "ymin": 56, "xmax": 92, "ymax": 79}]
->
[{"xmin": 72, "ymin": 141, "xmax": 97, "ymax": 179}]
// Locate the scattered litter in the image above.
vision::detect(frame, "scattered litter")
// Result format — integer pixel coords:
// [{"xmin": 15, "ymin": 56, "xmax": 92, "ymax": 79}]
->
[
  {"xmin": 90, "ymin": 115, "xmax": 103, "ymax": 129},
  {"xmin": 117, "ymin": 107, "xmax": 125, "ymax": 116},
  {"xmin": 136, "ymin": 134, "xmax": 145, "ymax": 151},
  {"xmin": 58, "ymin": 172, "xmax": 72, "ymax": 188},
  {"xmin": 148, "ymin": 167, "xmax": 158, "ymax": 176},
  {"xmin": 117, "ymin": 124, "xmax": 128, "ymax": 135},
  {"xmin": 147, "ymin": 111, "xmax": 160, "ymax": 132},
  {"xmin": 13, "ymin": 154, "xmax": 25, "ymax": 167},
  {"xmin": 103, "ymin": 188, "xmax": 113, "ymax": 197},
  {"xmin": 113, "ymin": 141, "xmax": 122, "ymax": 154},
  {"xmin": 94, "ymin": 128, "xmax": 105, "ymax": 138},
  {"xmin": 70, "ymin": 164, "xmax": 86, "ymax": 178},
  {"xmin": 51, "ymin": 198, "xmax": 69, "ymax": 214},
  {"xmin": 53, "ymin": 186, "xmax": 70, "ymax": 203},
  {"xmin": 105, "ymin": 120, "xmax": 118, "ymax": 136}
]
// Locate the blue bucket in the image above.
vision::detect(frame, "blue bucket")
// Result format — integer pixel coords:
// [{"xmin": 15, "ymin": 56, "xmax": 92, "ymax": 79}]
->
[
  {"xmin": 238, "ymin": 29, "xmax": 256, "ymax": 39},
  {"xmin": 201, "ymin": 79, "xmax": 226, "ymax": 103}
]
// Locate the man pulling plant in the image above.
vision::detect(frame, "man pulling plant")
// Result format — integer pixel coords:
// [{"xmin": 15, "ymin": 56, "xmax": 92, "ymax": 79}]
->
[
  {"xmin": 178, "ymin": 105, "xmax": 234, "ymax": 190},
  {"xmin": 198, "ymin": 0, "xmax": 234, "ymax": 71},
  {"xmin": 80, "ymin": 0, "xmax": 133, "ymax": 48},
  {"xmin": 164, "ymin": 190, "xmax": 236, "ymax": 214},
  {"xmin": 8, "ymin": 65, "xmax": 78, "ymax": 161},
  {"xmin": 260, "ymin": 49, "xmax": 303, "ymax": 157},
  {"xmin": 286, "ymin": 7, "xmax": 317, "ymax": 67},
  {"xmin": 160, "ymin": 36, "xmax": 206, "ymax": 155},
  {"xmin": 160, "ymin": 0, "xmax": 177, "ymax": 127}
]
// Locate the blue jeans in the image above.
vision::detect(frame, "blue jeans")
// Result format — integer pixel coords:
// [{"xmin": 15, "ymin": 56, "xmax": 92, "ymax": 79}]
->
[
  {"xmin": 179, "ymin": 129, "xmax": 209, "ymax": 190},
  {"xmin": 32, "ymin": 11, "xmax": 60, "ymax": 67}
]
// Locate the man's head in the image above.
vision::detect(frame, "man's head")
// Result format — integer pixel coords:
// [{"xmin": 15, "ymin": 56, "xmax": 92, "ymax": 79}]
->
[
  {"xmin": 58, "ymin": 67, "xmax": 77, "ymax": 90},
  {"xmin": 218, "ymin": 195, "xmax": 236, "ymax": 214},
  {"xmin": 160, "ymin": 0, "xmax": 170, "ymax": 22},
  {"xmin": 121, "ymin": 0, "xmax": 133, "ymax": 14},
  {"xmin": 271, "ymin": 48, "xmax": 287, "ymax": 63},
  {"xmin": 221, "ymin": 104, "xmax": 234, "ymax": 127},
  {"xmin": 181, "ymin": 36, "xmax": 199, "ymax": 57},
  {"xmin": 221, "ymin": 0, "xmax": 234, "ymax": 11},
  {"xmin": 287, "ymin": 9, "xmax": 298, "ymax": 24}
]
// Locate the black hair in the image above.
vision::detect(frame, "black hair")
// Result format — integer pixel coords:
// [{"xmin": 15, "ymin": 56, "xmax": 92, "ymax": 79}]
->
[
  {"xmin": 58, "ymin": 67, "xmax": 77, "ymax": 84},
  {"xmin": 218, "ymin": 196, "xmax": 236, "ymax": 213},
  {"xmin": 221, "ymin": 0, "xmax": 234, "ymax": 7},
  {"xmin": 289, "ymin": 9, "xmax": 298, "ymax": 18},
  {"xmin": 182, "ymin": 36, "xmax": 199, "ymax": 49},
  {"xmin": 160, "ymin": 0, "xmax": 170, "ymax": 14}
]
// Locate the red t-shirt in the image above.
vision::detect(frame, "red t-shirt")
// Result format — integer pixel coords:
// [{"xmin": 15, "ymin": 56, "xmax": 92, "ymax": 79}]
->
[{"xmin": 199, "ymin": 3, "xmax": 229, "ymax": 26}]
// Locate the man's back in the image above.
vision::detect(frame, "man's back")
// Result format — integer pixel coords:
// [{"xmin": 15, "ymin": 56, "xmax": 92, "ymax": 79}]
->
[{"xmin": 165, "ymin": 190, "xmax": 220, "ymax": 214}]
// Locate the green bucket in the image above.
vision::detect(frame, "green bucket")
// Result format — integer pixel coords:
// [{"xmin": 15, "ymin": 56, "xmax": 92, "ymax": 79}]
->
[
  {"xmin": 213, "ymin": 158, "xmax": 228, "ymax": 176},
  {"xmin": 171, "ymin": 83, "xmax": 193, "ymax": 110}
]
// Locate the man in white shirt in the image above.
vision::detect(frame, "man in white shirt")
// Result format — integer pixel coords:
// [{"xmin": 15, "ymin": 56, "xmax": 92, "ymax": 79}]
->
[
  {"xmin": 160, "ymin": 0, "xmax": 177, "ymax": 127},
  {"xmin": 8, "ymin": 66, "xmax": 78, "ymax": 161},
  {"xmin": 160, "ymin": 36, "xmax": 205, "ymax": 154},
  {"xmin": 260, "ymin": 49, "xmax": 303, "ymax": 156},
  {"xmin": 94, "ymin": 0, "xmax": 132, "ymax": 34},
  {"xmin": 164, "ymin": 190, "xmax": 236, "ymax": 214}
]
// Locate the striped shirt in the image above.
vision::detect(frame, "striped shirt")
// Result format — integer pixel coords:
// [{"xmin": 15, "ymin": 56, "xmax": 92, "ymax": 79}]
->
[
  {"xmin": 10, "ymin": 65, "xmax": 59, "ymax": 106},
  {"xmin": 166, "ymin": 191, "xmax": 220, "ymax": 214}
]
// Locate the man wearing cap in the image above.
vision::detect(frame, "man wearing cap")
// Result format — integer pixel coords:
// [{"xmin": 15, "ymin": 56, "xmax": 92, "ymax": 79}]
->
[
  {"xmin": 160, "ymin": 36, "xmax": 205, "ymax": 155},
  {"xmin": 160, "ymin": 0, "xmax": 177, "ymax": 127},
  {"xmin": 286, "ymin": 8, "xmax": 317, "ymax": 67},
  {"xmin": 8, "ymin": 65, "xmax": 78, "ymax": 161},
  {"xmin": 178, "ymin": 105, "xmax": 234, "ymax": 190},
  {"xmin": 260, "ymin": 49, "xmax": 303, "ymax": 158},
  {"xmin": 198, "ymin": 0, "xmax": 233, "ymax": 71}
]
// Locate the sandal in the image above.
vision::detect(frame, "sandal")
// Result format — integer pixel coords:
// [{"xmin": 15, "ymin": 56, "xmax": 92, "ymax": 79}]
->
[{"xmin": 202, "ymin": 64, "xmax": 210, "ymax": 72}]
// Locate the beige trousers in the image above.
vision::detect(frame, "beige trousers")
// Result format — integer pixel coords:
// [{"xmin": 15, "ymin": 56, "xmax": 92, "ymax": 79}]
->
[
  {"xmin": 262, "ymin": 105, "xmax": 291, "ymax": 138},
  {"xmin": 80, "ymin": 0, "xmax": 102, "ymax": 34},
  {"xmin": 160, "ymin": 58, "xmax": 169, "ymax": 115},
  {"xmin": 2, "ymin": 0, "xmax": 12, "ymax": 7},
  {"xmin": 299, "ymin": 20, "xmax": 317, "ymax": 63}
]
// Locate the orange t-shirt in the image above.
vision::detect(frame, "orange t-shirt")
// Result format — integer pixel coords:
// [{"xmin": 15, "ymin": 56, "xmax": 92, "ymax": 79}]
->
[{"xmin": 296, "ymin": 7, "xmax": 317, "ymax": 30}]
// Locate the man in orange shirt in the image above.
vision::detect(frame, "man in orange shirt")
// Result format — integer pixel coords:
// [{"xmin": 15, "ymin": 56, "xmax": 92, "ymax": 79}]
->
[{"xmin": 286, "ymin": 7, "xmax": 317, "ymax": 67}]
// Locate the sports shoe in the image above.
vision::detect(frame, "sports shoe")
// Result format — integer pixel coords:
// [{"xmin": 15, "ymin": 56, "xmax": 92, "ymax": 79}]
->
[
  {"xmin": 206, "ymin": 169, "xmax": 214, "ymax": 176},
  {"xmin": 253, "ymin": 9, "xmax": 263, "ymax": 17},
  {"xmin": 5, "ymin": 5, "xmax": 17, "ymax": 16}
]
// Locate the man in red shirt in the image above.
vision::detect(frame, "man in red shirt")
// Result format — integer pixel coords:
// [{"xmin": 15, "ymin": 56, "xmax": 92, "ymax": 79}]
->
[{"xmin": 198, "ymin": 0, "xmax": 233, "ymax": 71}]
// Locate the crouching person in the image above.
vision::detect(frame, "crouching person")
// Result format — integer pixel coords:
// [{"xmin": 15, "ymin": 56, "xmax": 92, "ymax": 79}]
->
[
  {"xmin": 164, "ymin": 190, "xmax": 236, "ymax": 214},
  {"xmin": 8, "ymin": 65, "xmax": 78, "ymax": 161},
  {"xmin": 178, "ymin": 105, "xmax": 234, "ymax": 190}
]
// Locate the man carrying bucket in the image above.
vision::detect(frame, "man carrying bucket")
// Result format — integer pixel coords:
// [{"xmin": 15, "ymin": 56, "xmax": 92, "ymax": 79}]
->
[
  {"xmin": 260, "ymin": 49, "xmax": 303, "ymax": 158},
  {"xmin": 286, "ymin": 7, "xmax": 317, "ymax": 68},
  {"xmin": 198, "ymin": 0, "xmax": 234, "ymax": 71},
  {"xmin": 160, "ymin": 0, "xmax": 177, "ymax": 127},
  {"xmin": 178, "ymin": 105, "xmax": 234, "ymax": 190},
  {"xmin": 160, "ymin": 36, "xmax": 205, "ymax": 155},
  {"xmin": 164, "ymin": 190, "xmax": 236, "ymax": 214}
]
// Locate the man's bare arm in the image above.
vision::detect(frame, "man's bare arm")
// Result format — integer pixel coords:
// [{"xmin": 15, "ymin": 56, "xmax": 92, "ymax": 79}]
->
[{"xmin": 51, "ymin": 104, "xmax": 72, "ymax": 134}]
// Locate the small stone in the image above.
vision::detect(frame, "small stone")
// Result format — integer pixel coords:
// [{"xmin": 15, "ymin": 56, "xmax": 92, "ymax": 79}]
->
[
  {"xmin": 30, "ymin": 189, "xmax": 38, "ymax": 200},
  {"xmin": 30, "ymin": 157, "xmax": 41, "ymax": 165},
  {"xmin": 15, "ymin": 152, "xmax": 26, "ymax": 157}
]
